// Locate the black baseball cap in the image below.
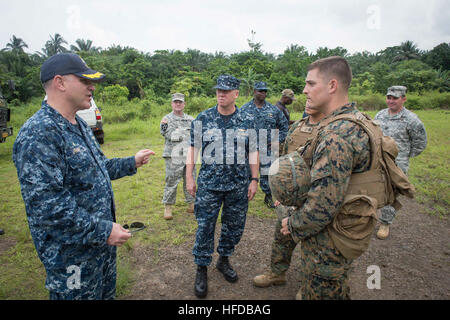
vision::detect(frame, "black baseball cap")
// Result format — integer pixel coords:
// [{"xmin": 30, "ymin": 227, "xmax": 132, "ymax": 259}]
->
[{"xmin": 40, "ymin": 53, "xmax": 106, "ymax": 83}]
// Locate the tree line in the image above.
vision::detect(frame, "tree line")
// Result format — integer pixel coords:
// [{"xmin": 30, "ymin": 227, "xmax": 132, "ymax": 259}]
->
[{"xmin": 1, "ymin": 32, "xmax": 449, "ymax": 104}]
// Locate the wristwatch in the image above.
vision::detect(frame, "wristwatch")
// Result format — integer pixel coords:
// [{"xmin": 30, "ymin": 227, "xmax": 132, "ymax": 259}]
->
[{"xmin": 250, "ymin": 177, "xmax": 259, "ymax": 182}]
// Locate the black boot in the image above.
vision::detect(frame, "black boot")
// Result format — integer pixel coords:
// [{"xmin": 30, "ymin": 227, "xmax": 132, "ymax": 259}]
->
[
  {"xmin": 194, "ymin": 265, "xmax": 207, "ymax": 298},
  {"xmin": 216, "ymin": 256, "xmax": 238, "ymax": 283},
  {"xmin": 0, "ymin": 228, "xmax": 4, "ymax": 235},
  {"xmin": 264, "ymin": 194, "xmax": 275, "ymax": 209}
]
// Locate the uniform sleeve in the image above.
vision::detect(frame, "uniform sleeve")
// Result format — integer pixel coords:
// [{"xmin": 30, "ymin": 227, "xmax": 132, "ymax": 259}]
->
[
  {"xmin": 287, "ymin": 124, "xmax": 369, "ymax": 241},
  {"xmin": 160, "ymin": 115, "xmax": 177, "ymax": 140},
  {"xmin": 277, "ymin": 108, "xmax": 289, "ymax": 143},
  {"xmin": 13, "ymin": 131, "xmax": 113, "ymax": 251},
  {"xmin": 408, "ymin": 116, "xmax": 427, "ymax": 158},
  {"xmin": 104, "ymin": 156, "xmax": 137, "ymax": 180}
]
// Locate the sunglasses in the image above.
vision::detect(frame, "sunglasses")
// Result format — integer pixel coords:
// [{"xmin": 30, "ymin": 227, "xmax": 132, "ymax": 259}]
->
[{"xmin": 123, "ymin": 222, "xmax": 146, "ymax": 234}]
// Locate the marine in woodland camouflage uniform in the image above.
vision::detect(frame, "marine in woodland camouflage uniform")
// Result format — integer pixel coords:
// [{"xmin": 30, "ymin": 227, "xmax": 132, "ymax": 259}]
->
[
  {"xmin": 287, "ymin": 102, "xmax": 371, "ymax": 299},
  {"xmin": 160, "ymin": 93, "xmax": 195, "ymax": 207},
  {"xmin": 270, "ymin": 112, "xmax": 323, "ymax": 277},
  {"xmin": 12, "ymin": 53, "xmax": 153, "ymax": 300},
  {"xmin": 274, "ymin": 89, "xmax": 296, "ymax": 125},
  {"xmin": 374, "ymin": 86, "xmax": 427, "ymax": 226},
  {"xmin": 279, "ymin": 57, "xmax": 371, "ymax": 300}
]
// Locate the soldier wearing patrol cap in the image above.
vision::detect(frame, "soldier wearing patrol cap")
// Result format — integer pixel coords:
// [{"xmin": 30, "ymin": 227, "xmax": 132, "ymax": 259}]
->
[
  {"xmin": 13, "ymin": 53, "xmax": 155, "ymax": 300},
  {"xmin": 374, "ymin": 85, "xmax": 427, "ymax": 239},
  {"xmin": 186, "ymin": 74, "xmax": 259, "ymax": 298},
  {"xmin": 275, "ymin": 89, "xmax": 296, "ymax": 125},
  {"xmin": 160, "ymin": 93, "xmax": 195, "ymax": 220},
  {"xmin": 240, "ymin": 81, "xmax": 289, "ymax": 208}
]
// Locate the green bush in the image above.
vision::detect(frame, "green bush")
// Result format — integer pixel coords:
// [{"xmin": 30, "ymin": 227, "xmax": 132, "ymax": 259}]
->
[{"xmin": 99, "ymin": 85, "xmax": 129, "ymax": 105}]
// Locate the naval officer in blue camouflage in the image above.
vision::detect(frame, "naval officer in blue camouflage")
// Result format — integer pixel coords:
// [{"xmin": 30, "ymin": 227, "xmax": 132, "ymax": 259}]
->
[
  {"xmin": 240, "ymin": 82, "xmax": 288, "ymax": 208},
  {"xmin": 12, "ymin": 53, "xmax": 154, "ymax": 300},
  {"xmin": 185, "ymin": 74, "xmax": 259, "ymax": 298}
]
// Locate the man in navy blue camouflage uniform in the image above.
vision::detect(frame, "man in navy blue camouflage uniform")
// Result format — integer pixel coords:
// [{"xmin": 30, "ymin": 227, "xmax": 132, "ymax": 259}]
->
[
  {"xmin": 12, "ymin": 53, "xmax": 154, "ymax": 300},
  {"xmin": 186, "ymin": 75, "xmax": 259, "ymax": 298},
  {"xmin": 240, "ymin": 82, "xmax": 288, "ymax": 208}
]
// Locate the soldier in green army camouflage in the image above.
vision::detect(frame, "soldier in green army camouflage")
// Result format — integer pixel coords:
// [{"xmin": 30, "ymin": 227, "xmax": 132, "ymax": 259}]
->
[
  {"xmin": 374, "ymin": 86, "xmax": 427, "ymax": 239},
  {"xmin": 253, "ymin": 102, "xmax": 325, "ymax": 299},
  {"xmin": 160, "ymin": 93, "xmax": 195, "ymax": 220},
  {"xmin": 256, "ymin": 56, "xmax": 373, "ymax": 300}
]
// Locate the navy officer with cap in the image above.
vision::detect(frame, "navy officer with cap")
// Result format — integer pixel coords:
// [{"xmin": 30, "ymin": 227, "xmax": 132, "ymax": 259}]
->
[
  {"xmin": 13, "ymin": 53, "xmax": 155, "ymax": 300},
  {"xmin": 186, "ymin": 74, "xmax": 259, "ymax": 298},
  {"xmin": 240, "ymin": 81, "xmax": 288, "ymax": 208}
]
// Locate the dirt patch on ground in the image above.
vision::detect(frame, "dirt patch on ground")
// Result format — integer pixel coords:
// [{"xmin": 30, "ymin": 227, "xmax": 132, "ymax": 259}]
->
[
  {"xmin": 123, "ymin": 198, "xmax": 450, "ymax": 300},
  {"xmin": 0, "ymin": 236, "xmax": 16, "ymax": 257}
]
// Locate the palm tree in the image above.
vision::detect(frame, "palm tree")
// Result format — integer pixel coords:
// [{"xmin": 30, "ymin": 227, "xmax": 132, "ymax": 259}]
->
[
  {"xmin": 393, "ymin": 41, "xmax": 421, "ymax": 62},
  {"xmin": 240, "ymin": 68, "xmax": 263, "ymax": 96},
  {"xmin": 38, "ymin": 33, "xmax": 68, "ymax": 58},
  {"xmin": 70, "ymin": 39, "xmax": 101, "ymax": 53},
  {"xmin": 2, "ymin": 35, "xmax": 28, "ymax": 52}
]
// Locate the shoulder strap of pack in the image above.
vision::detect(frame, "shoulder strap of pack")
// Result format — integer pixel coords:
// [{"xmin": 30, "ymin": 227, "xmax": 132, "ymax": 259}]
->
[{"xmin": 302, "ymin": 112, "xmax": 381, "ymax": 172}]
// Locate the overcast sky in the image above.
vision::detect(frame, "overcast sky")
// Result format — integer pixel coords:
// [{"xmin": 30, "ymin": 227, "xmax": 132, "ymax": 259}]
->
[{"xmin": 1, "ymin": 0, "xmax": 449, "ymax": 56}]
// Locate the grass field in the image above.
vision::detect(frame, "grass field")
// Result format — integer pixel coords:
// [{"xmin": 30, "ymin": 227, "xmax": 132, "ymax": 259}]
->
[{"xmin": 0, "ymin": 106, "xmax": 448, "ymax": 299}]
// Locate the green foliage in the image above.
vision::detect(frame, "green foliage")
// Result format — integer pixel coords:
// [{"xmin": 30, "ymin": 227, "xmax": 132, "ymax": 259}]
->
[
  {"xmin": 1, "ymin": 35, "xmax": 449, "ymax": 105},
  {"xmin": 98, "ymin": 84, "xmax": 129, "ymax": 105}
]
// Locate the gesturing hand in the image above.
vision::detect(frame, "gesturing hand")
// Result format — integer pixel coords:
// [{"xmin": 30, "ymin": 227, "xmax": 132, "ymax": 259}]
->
[{"xmin": 135, "ymin": 149, "xmax": 155, "ymax": 168}]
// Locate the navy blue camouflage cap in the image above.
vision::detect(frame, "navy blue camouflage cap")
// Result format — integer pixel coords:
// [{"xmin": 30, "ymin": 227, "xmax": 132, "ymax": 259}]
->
[
  {"xmin": 254, "ymin": 81, "xmax": 269, "ymax": 91},
  {"xmin": 40, "ymin": 53, "xmax": 106, "ymax": 83},
  {"xmin": 214, "ymin": 74, "xmax": 240, "ymax": 90}
]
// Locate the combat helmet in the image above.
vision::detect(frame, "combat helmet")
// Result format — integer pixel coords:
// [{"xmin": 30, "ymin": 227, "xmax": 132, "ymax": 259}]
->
[{"xmin": 268, "ymin": 151, "xmax": 311, "ymax": 207}]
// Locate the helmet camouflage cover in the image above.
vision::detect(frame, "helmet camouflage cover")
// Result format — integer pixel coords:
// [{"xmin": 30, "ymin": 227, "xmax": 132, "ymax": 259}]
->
[{"xmin": 268, "ymin": 151, "xmax": 311, "ymax": 207}]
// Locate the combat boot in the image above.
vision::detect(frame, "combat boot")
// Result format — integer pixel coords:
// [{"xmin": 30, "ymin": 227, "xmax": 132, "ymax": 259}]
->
[
  {"xmin": 0, "ymin": 228, "xmax": 4, "ymax": 235},
  {"xmin": 187, "ymin": 202, "xmax": 194, "ymax": 213},
  {"xmin": 164, "ymin": 205, "xmax": 173, "ymax": 220},
  {"xmin": 194, "ymin": 266, "xmax": 207, "ymax": 298},
  {"xmin": 216, "ymin": 256, "xmax": 238, "ymax": 283},
  {"xmin": 253, "ymin": 271, "xmax": 286, "ymax": 287},
  {"xmin": 377, "ymin": 224, "xmax": 390, "ymax": 240},
  {"xmin": 264, "ymin": 194, "xmax": 275, "ymax": 209}
]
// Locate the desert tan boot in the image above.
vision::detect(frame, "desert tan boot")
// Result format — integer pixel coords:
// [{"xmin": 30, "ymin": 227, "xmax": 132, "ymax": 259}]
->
[
  {"xmin": 295, "ymin": 289, "xmax": 302, "ymax": 300},
  {"xmin": 187, "ymin": 202, "xmax": 195, "ymax": 213},
  {"xmin": 253, "ymin": 271, "xmax": 286, "ymax": 287},
  {"xmin": 164, "ymin": 205, "xmax": 173, "ymax": 220},
  {"xmin": 377, "ymin": 224, "xmax": 390, "ymax": 239}
]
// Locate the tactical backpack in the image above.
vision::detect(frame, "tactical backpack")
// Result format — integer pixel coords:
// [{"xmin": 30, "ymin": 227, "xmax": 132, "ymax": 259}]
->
[{"xmin": 298, "ymin": 111, "xmax": 416, "ymax": 259}]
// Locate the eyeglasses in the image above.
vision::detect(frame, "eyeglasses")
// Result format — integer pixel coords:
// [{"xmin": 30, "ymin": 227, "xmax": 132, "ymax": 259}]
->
[{"xmin": 123, "ymin": 222, "xmax": 146, "ymax": 234}]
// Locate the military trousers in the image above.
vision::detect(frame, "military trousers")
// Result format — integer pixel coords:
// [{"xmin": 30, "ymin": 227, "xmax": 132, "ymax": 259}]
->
[
  {"xmin": 270, "ymin": 219, "xmax": 298, "ymax": 275},
  {"xmin": 192, "ymin": 185, "xmax": 249, "ymax": 266},
  {"xmin": 49, "ymin": 246, "xmax": 117, "ymax": 300},
  {"xmin": 162, "ymin": 157, "xmax": 195, "ymax": 205},
  {"xmin": 380, "ymin": 162, "xmax": 408, "ymax": 225}
]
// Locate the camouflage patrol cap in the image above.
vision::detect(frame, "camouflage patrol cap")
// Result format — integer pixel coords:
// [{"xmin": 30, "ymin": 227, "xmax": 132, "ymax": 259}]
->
[
  {"xmin": 268, "ymin": 151, "xmax": 311, "ymax": 207},
  {"xmin": 281, "ymin": 89, "xmax": 296, "ymax": 100},
  {"xmin": 172, "ymin": 93, "xmax": 185, "ymax": 102},
  {"xmin": 214, "ymin": 74, "xmax": 240, "ymax": 90},
  {"xmin": 386, "ymin": 86, "xmax": 407, "ymax": 98},
  {"xmin": 254, "ymin": 81, "xmax": 269, "ymax": 91}
]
